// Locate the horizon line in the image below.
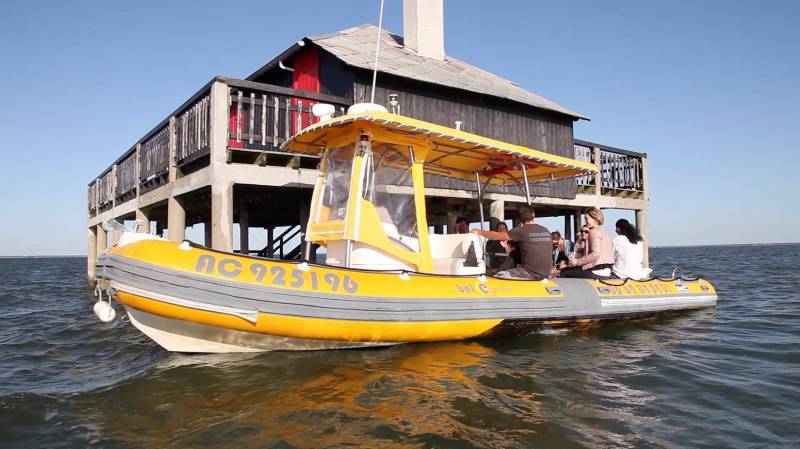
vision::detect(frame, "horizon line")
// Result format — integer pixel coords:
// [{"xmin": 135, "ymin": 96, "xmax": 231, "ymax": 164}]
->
[{"xmin": 2, "ymin": 241, "xmax": 798, "ymax": 258}]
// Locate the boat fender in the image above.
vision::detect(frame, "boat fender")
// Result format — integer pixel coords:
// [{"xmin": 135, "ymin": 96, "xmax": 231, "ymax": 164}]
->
[{"xmin": 93, "ymin": 300, "xmax": 116, "ymax": 323}]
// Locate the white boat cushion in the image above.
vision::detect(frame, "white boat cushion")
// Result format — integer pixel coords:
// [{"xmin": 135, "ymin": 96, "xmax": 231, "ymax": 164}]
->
[{"xmin": 428, "ymin": 233, "xmax": 486, "ymax": 275}]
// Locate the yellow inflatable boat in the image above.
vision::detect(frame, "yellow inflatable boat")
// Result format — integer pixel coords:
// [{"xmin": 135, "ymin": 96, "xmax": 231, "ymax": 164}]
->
[{"xmin": 95, "ymin": 109, "xmax": 717, "ymax": 352}]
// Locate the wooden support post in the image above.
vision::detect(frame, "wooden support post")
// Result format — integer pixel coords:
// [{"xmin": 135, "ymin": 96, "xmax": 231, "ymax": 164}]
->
[
  {"xmin": 640, "ymin": 155, "xmax": 649, "ymax": 196},
  {"xmin": 636, "ymin": 209, "xmax": 649, "ymax": 268},
  {"xmin": 593, "ymin": 146, "xmax": 602, "ymax": 196},
  {"xmin": 87, "ymin": 227, "xmax": 97, "ymax": 284},
  {"xmin": 168, "ymin": 116, "xmax": 178, "ymax": 181},
  {"xmin": 155, "ymin": 221, "xmax": 164, "ymax": 238},
  {"xmin": 573, "ymin": 209, "xmax": 582, "ymax": 235},
  {"xmin": 167, "ymin": 196, "xmax": 186, "ymax": 242},
  {"xmin": 134, "ymin": 143, "xmax": 142, "ymax": 198}
]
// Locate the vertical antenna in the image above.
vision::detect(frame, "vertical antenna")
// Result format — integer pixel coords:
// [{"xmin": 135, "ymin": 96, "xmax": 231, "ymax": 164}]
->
[{"xmin": 370, "ymin": 0, "xmax": 385, "ymax": 104}]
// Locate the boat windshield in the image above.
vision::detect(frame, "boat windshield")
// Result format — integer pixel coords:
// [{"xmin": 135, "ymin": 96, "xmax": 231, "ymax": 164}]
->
[
  {"xmin": 317, "ymin": 144, "xmax": 355, "ymax": 223},
  {"xmin": 362, "ymin": 142, "xmax": 418, "ymax": 249}
]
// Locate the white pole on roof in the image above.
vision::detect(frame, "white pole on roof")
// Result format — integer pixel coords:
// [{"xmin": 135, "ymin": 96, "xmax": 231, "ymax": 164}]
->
[
  {"xmin": 475, "ymin": 171, "xmax": 485, "ymax": 231},
  {"xmin": 520, "ymin": 162, "xmax": 532, "ymax": 206},
  {"xmin": 370, "ymin": 0, "xmax": 385, "ymax": 105}
]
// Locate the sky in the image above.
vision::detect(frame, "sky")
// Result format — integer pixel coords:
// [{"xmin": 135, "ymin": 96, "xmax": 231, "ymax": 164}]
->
[{"xmin": 0, "ymin": 0, "xmax": 798, "ymax": 255}]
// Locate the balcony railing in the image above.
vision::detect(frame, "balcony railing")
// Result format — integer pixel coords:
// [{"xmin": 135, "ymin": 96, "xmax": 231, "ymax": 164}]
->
[
  {"xmin": 115, "ymin": 150, "xmax": 137, "ymax": 198},
  {"xmin": 175, "ymin": 94, "xmax": 211, "ymax": 165},
  {"xmin": 139, "ymin": 125, "xmax": 170, "ymax": 185},
  {"xmin": 226, "ymin": 79, "xmax": 348, "ymax": 160},
  {"xmin": 87, "ymin": 77, "xmax": 351, "ymax": 216},
  {"xmin": 574, "ymin": 142, "xmax": 595, "ymax": 187},
  {"xmin": 97, "ymin": 169, "xmax": 114, "ymax": 209},
  {"xmin": 574, "ymin": 139, "xmax": 646, "ymax": 193},
  {"xmin": 87, "ymin": 76, "xmax": 647, "ymax": 217}
]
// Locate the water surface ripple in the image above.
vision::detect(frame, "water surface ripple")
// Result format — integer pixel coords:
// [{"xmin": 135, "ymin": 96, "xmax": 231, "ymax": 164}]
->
[{"xmin": 1, "ymin": 245, "xmax": 798, "ymax": 448}]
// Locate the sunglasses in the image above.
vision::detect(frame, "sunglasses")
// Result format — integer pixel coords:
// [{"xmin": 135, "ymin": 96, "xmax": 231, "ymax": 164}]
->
[{"xmin": 580, "ymin": 230, "xmax": 589, "ymax": 234}]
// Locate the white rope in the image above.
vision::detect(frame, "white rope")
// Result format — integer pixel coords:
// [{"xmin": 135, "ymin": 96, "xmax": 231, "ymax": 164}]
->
[{"xmin": 370, "ymin": 0, "xmax": 385, "ymax": 104}]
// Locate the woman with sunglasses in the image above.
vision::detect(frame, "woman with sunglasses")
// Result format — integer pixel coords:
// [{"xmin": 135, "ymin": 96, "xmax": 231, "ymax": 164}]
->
[{"xmin": 560, "ymin": 208, "xmax": 614, "ymax": 279}]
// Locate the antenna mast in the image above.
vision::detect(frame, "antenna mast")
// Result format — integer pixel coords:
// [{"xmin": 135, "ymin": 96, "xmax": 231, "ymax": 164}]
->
[{"xmin": 370, "ymin": 0, "xmax": 385, "ymax": 104}]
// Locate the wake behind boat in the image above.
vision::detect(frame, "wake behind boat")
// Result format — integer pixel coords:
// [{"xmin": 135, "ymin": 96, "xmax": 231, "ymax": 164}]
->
[{"xmin": 93, "ymin": 110, "xmax": 717, "ymax": 352}]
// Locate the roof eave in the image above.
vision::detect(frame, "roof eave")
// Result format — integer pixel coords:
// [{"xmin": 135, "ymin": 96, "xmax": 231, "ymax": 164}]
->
[{"xmin": 246, "ymin": 39, "xmax": 308, "ymax": 81}]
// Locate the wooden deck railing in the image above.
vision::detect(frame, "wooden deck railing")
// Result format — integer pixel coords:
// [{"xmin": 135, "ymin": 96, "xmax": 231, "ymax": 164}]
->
[
  {"xmin": 175, "ymin": 94, "xmax": 211, "ymax": 165},
  {"xmin": 139, "ymin": 125, "xmax": 170, "ymax": 184},
  {"xmin": 115, "ymin": 150, "xmax": 137, "ymax": 198},
  {"xmin": 600, "ymin": 151, "xmax": 644, "ymax": 191},
  {"xmin": 574, "ymin": 139, "xmax": 646, "ymax": 193},
  {"xmin": 88, "ymin": 181, "xmax": 98, "ymax": 213},
  {"xmin": 97, "ymin": 169, "xmax": 114, "ymax": 208},
  {"xmin": 87, "ymin": 76, "xmax": 647, "ymax": 217},
  {"xmin": 573, "ymin": 142, "xmax": 595, "ymax": 187},
  {"xmin": 226, "ymin": 79, "xmax": 348, "ymax": 153},
  {"xmin": 87, "ymin": 77, "xmax": 351, "ymax": 216}
]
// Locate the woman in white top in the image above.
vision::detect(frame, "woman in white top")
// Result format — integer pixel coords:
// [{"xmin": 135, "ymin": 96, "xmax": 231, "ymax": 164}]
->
[{"xmin": 612, "ymin": 219, "xmax": 649, "ymax": 280}]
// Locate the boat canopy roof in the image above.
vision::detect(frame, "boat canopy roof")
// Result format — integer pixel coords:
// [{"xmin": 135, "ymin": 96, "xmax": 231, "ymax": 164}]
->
[{"xmin": 284, "ymin": 111, "xmax": 596, "ymax": 184}]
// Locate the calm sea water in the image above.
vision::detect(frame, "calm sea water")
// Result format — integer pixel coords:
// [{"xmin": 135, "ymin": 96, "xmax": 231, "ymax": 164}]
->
[{"xmin": 1, "ymin": 245, "xmax": 798, "ymax": 449}]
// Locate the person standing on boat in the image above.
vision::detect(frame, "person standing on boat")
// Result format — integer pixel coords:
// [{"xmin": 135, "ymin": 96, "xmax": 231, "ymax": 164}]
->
[
  {"xmin": 560, "ymin": 207, "xmax": 614, "ymax": 279},
  {"xmin": 471, "ymin": 206, "xmax": 552, "ymax": 280}
]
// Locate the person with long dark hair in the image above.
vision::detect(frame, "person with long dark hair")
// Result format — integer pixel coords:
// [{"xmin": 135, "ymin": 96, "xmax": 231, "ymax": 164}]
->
[{"xmin": 612, "ymin": 219, "xmax": 649, "ymax": 280}]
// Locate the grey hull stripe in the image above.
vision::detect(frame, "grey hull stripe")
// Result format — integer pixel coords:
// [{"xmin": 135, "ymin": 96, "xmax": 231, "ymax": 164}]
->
[
  {"xmin": 97, "ymin": 254, "xmax": 717, "ymax": 322},
  {"xmin": 113, "ymin": 281, "xmax": 259, "ymax": 323}
]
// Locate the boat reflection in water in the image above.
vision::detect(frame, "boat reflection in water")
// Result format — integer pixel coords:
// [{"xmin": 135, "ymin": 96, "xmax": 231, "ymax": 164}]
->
[
  {"xmin": 76, "ymin": 309, "xmax": 719, "ymax": 449},
  {"xmin": 81, "ymin": 341, "xmax": 550, "ymax": 448}
]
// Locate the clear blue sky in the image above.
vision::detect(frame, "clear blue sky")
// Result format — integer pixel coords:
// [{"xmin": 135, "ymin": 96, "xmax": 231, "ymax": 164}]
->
[{"xmin": 0, "ymin": 0, "xmax": 797, "ymax": 255}]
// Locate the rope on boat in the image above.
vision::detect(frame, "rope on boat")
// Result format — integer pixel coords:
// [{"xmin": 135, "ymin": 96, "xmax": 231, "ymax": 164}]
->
[{"xmin": 597, "ymin": 267, "xmax": 700, "ymax": 287}]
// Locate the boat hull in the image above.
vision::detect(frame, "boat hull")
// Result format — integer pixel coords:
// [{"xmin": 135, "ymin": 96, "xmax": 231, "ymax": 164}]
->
[
  {"xmin": 125, "ymin": 305, "xmax": 396, "ymax": 352},
  {"xmin": 96, "ymin": 238, "xmax": 718, "ymax": 353}
]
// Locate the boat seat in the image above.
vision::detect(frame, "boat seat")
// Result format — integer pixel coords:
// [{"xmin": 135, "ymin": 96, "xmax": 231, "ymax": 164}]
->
[
  {"xmin": 325, "ymin": 240, "xmax": 415, "ymax": 271},
  {"xmin": 429, "ymin": 233, "xmax": 486, "ymax": 275}
]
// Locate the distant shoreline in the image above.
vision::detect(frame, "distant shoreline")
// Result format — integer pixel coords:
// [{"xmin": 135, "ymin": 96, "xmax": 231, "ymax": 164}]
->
[
  {"xmin": 650, "ymin": 242, "xmax": 800, "ymax": 249},
  {"xmin": 1, "ymin": 241, "xmax": 798, "ymax": 258}
]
